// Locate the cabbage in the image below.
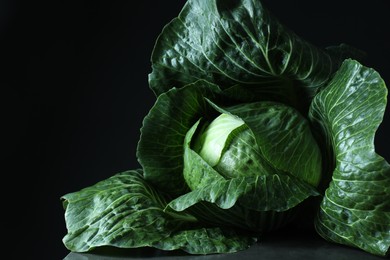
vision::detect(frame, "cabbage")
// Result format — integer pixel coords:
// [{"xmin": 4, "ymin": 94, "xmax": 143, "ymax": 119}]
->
[{"xmin": 62, "ymin": 0, "xmax": 389, "ymax": 256}]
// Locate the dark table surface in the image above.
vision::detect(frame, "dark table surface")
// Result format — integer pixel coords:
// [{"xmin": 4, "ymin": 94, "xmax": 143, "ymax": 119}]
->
[{"xmin": 64, "ymin": 227, "xmax": 388, "ymax": 260}]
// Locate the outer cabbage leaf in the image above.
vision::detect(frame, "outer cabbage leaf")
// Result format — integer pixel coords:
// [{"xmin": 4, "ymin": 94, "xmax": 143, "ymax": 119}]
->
[
  {"xmin": 62, "ymin": 170, "xmax": 255, "ymax": 254},
  {"xmin": 309, "ymin": 59, "xmax": 390, "ymax": 256},
  {"xmin": 150, "ymin": 0, "xmax": 349, "ymax": 110},
  {"xmin": 137, "ymin": 80, "xmax": 222, "ymax": 195},
  {"xmin": 154, "ymin": 227, "xmax": 256, "ymax": 254},
  {"xmin": 62, "ymin": 170, "xmax": 174, "ymax": 252}
]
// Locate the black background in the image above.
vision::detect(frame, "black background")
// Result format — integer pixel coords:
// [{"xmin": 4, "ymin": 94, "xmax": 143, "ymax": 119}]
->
[{"xmin": 3, "ymin": 1, "xmax": 389, "ymax": 259}]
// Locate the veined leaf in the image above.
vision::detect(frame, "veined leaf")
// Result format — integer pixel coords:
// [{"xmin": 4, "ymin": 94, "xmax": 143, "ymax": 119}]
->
[
  {"xmin": 310, "ymin": 59, "xmax": 390, "ymax": 256},
  {"xmin": 62, "ymin": 170, "xmax": 174, "ymax": 252},
  {"xmin": 154, "ymin": 227, "xmax": 256, "ymax": 254},
  {"xmin": 62, "ymin": 170, "xmax": 255, "ymax": 254},
  {"xmin": 214, "ymin": 101, "xmax": 322, "ymax": 186},
  {"xmin": 150, "ymin": 0, "xmax": 349, "ymax": 110},
  {"xmin": 137, "ymin": 80, "xmax": 221, "ymax": 195}
]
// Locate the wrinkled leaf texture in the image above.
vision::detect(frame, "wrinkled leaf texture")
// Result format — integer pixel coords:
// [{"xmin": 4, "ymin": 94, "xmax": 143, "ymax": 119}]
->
[
  {"xmin": 310, "ymin": 59, "xmax": 390, "ymax": 256},
  {"xmin": 150, "ymin": 0, "xmax": 349, "ymax": 112},
  {"xmin": 62, "ymin": 170, "xmax": 255, "ymax": 254}
]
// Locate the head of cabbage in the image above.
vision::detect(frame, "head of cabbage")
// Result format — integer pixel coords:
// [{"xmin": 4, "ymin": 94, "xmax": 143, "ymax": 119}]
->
[
  {"xmin": 62, "ymin": 0, "xmax": 390, "ymax": 257},
  {"xmin": 137, "ymin": 82, "xmax": 324, "ymax": 233}
]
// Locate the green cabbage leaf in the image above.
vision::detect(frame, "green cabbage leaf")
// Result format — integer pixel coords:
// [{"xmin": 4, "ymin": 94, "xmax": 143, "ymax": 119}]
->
[{"xmin": 310, "ymin": 60, "xmax": 390, "ymax": 256}]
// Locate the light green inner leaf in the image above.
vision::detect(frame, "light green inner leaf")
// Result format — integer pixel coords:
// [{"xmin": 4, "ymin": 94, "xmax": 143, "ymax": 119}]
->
[{"xmin": 194, "ymin": 113, "xmax": 245, "ymax": 167}]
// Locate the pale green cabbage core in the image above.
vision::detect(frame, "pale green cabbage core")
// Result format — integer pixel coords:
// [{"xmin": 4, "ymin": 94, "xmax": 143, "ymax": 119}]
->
[{"xmin": 194, "ymin": 114, "xmax": 244, "ymax": 167}]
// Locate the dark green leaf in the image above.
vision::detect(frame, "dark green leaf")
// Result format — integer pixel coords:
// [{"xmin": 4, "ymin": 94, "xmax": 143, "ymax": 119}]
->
[
  {"xmin": 155, "ymin": 227, "xmax": 256, "ymax": 254},
  {"xmin": 137, "ymin": 80, "xmax": 221, "ymax": 195},
  {"xmin": 150, "ymin": 0, "xmax": 349, "ymax": 111},
  {"xmin": 62, "ymin": 170, "xmax": 174, "ymax": 252},
  {"xmin": 309, "ymin": 59, "xmax": 390, "ymax": 256},
  {"xmin": 170, "ymin": 171, "xmax": 318, "ymax": 213},
  {"xmin": 62, "ymin": 170, "xmax": 255, "ymax": 254}
]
